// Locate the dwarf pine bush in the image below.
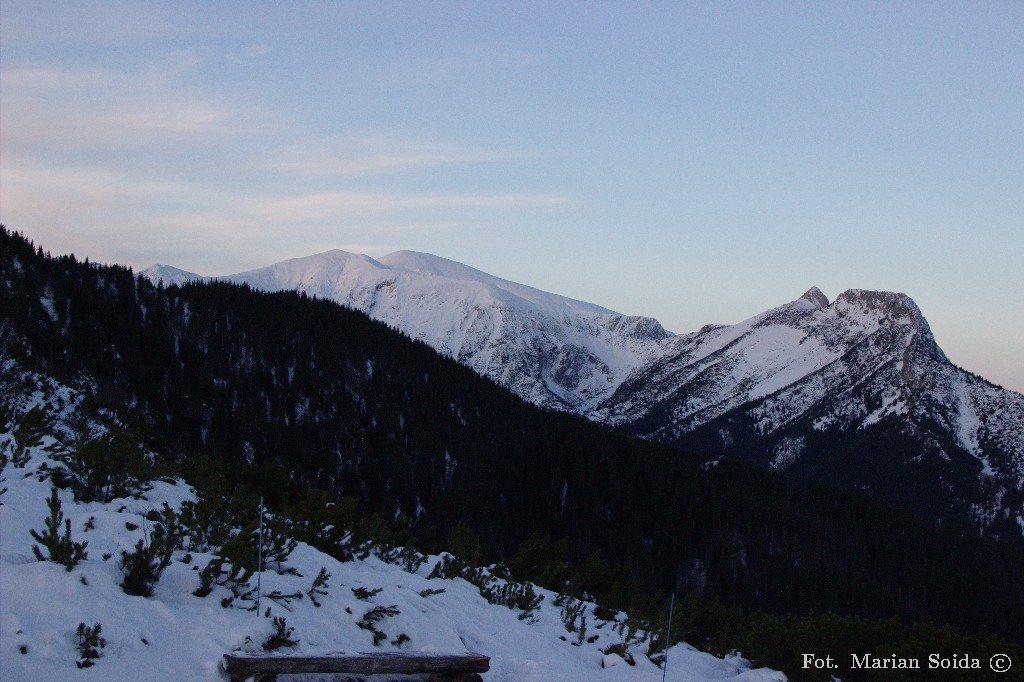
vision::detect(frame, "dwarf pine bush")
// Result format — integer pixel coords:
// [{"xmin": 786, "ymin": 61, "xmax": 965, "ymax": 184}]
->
[
  {"xmin": 30, "ymin": 487, "xmax": 87, "ymax": 571},
  {"xmin": 351, "ymin": 586, "xmax": 383, "ymax": 601},
  {"xmin": 75, "ymin": 622, "xmax": 106, "ymax": 668},
  {"xmin": 306, "ymin": 567, "xmax": 330, "ymax": 607},
  {"xmin": 262, "ymin": 616, "xmax": 298, "ymax": 651},
  {"xmin": 119, "ymin": 504, "xmax": 184, "ymax": 597},
  {"xmin": 49, "ymin": 428, "xmax": 152, "ymax": 503},
  {"xmin": 483, "ymin": 580, "xmax": 544, "ymax": 622},
  {"xmin": 258, "ymin": 513, "xmax": 298, "ymax": 575},
  {"xmin": 193, "ymin": 529, "xmax": 257, "ymax": 608},
  {"xmin": 357, "ymin": 604, "xmax": 401, "ymax": 647}
]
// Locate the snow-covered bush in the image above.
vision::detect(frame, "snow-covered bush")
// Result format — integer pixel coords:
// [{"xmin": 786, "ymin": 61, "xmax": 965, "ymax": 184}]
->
[
  {"xmin": 380, "ymin": 544, "xmax": 427, "ymax": 573},
  {"xmin": 429, "ymin": 553, "xmax": 544, "ymax": 622},
  {"xmin": 351, "ymin": 586, "xmax": 382, "ymax": 601}
]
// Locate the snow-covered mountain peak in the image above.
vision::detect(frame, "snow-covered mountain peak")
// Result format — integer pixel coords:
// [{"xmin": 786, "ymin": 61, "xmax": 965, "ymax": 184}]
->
[
  {"xmin": 740, "ymin": 288, "xmax": 831, "ymax": 328},
  {"xmin": 142, "ymin": 264, "xmax": 204, "ymax": 287},
  {"xmin": 231, "ymin": 250, "xmax": 388, "ymax": 294},
  {"xmin": 379, "ymin": 249, "xmax": 495, "ymax": 280},
  {"xmin": 380, "ymin": 250, "xmax": 624, "ymax": 319}
]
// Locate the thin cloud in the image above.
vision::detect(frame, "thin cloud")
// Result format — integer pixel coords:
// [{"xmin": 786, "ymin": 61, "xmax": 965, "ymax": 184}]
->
[
  {"xmin": 0, "ymin": 37, "xmax": 569, "ymax": 280},
  {"xmin": 252, "ymin": 190, "xmax": 569, "ymax": 223},
  {"xmin": 2, "ymin": 162, "xmax": 196, "ymax": 214},
  {"xmin": 383, "ymin": 43, "xmax": 548, "ymax": 84},
  {"xmin": 228, "ymin": 43, "xmax": 273, "ymax": 64},
  {"xmin": 271, "ymin": 135, "xmax": 524, "ymax": 177},
  {"xmin": 1, "ymin": 60, "xmax": 266, "ymax": 154}
]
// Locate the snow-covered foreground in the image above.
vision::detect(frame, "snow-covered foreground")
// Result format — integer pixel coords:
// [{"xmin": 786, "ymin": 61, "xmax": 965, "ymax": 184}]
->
[{"xmin": 0, "ymin": 436, "xmax": 785, "ymax": 681}]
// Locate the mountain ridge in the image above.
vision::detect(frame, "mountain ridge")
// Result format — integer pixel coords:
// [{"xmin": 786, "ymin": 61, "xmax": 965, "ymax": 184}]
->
[
  {"xmin": 144, "ymin": 250, "xmax": 672, "ymax": 413},
  {"xmin": 141, "ymin": 249, "xmax": 1024, "ymax": 536}
]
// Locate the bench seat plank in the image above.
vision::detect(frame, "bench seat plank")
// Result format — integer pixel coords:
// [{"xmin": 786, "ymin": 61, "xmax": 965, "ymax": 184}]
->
[{"xmin": 223, "ymin": 651, "xmax": 489, "ymax": 676}]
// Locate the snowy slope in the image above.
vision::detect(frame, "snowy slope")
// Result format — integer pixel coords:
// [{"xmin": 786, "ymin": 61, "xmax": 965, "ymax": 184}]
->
[
  {"xmin": 143, "ymin": 251, "xmax": 670, "ymax": 412},
  {"xmin": 0, "ymin": 373, "xmax": 784, "ymax": 682}
]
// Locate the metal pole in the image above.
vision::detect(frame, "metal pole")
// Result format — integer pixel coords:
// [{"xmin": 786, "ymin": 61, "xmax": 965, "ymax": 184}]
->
[
  {"xmin": 256, "ymin": 497, "xmax": 264, "ymax": 615},
  {"xmin": 662, "ymin": 592, "xmax": 675, "ymax": 682}
]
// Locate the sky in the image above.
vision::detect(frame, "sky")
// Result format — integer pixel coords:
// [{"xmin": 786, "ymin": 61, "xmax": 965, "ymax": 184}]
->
[{"xmin": 1, "ymin": 1, "xmax": 1022, "ymax": 393}]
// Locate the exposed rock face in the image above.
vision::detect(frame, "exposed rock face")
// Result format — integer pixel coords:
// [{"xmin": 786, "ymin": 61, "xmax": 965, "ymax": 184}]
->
[{"xmin": 799, "ymin": 286, "xmax": 830, "ymax": 309}]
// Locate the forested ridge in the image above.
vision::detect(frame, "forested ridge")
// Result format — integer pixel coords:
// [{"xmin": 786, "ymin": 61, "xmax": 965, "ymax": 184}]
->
[{"xmin": 2, "ymin": 225, "xmax": 1022, "ymax": 647}]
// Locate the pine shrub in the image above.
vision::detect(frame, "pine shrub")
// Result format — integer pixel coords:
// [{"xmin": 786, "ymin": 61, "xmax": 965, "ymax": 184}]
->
[
  {"xmin": 119, "ymin": 504, "xmax": 184, "ymax": 597},
  {"xmin": 483, "ymin": 580, "xmax": 543, "ymax": 622},
  {"xmin": 0, "ymin": 398, "xmax": 14, "ymax": 434},
  {"xmin": 13, "ymin": 404, "xmax": 52, "ymax": 451},
  {"xmin": 306, "ymin": 567, "xmax": 330, "ymax": 607},
  {"xmin": 75, "ymin": 622, "xmax": 106, "ymax": 668},
  {"xmin": 9, "ymin": 439, "xmax": 31, "ymax": 468},
  {"xmin": 258, "ymin": 513, "xmax": 298, "ymax": 575},
  {"xmin": 48, "ymin": 428, "xmax": 152, "ymax": 503},
  {"xmin": 262, "ymin": 616, "xmax": 298, "ymax": 651},
  {"xmin": 266, "ymin": 589, "xmax": 304, "ymax": 611},
  {"xmin": 357, "ymin": 604, "xmax": 401, "ymax": 646},
  {"xmin": 30, "ymin": 487, "xmax": 87, "ymax": 570},
  {"xmin": 193, "ymin": 531, "xmax": 257, "ymax": 608},
  {"xmin": 378, "ymin": 544, "xmax": 428, "ymax": 574},
  {"xmin": 178, "ymin": 498, "xmax": 235, "ymax": 553},
  {"xmin": 284, "ymin": 490, "xmax": 357, "ymax": 562},
  {"xmin": 0, "ymin": 442, "xmax": 8, "ymax": 503},
  {"xmin": 351, "ymin": 586, "xmax": 383, "ymax": 601}
]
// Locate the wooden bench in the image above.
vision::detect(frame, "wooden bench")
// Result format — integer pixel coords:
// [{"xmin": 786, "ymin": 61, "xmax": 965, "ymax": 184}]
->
[{"xmin": 222, "ymin": 651, "xmax": 490, "ymax": 682}]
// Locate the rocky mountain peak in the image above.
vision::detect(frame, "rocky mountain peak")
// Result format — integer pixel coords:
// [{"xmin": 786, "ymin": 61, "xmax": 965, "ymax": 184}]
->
[
  {"xmin": 799, "ymin": 286, "xmax": 830, "ymax": 309},
  {"xmin": 834, "ymin": 289, "xmax": 931, "ymax": 332}
]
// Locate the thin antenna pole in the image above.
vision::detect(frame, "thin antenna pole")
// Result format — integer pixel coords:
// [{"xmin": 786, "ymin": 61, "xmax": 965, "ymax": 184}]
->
[
  {"xmin": 256, "ymin": 496, "xmax": 264, "ymax": 615},
  {"xmin": 662, "ymin": 592, "xmax": 675, "ymax": 682}
]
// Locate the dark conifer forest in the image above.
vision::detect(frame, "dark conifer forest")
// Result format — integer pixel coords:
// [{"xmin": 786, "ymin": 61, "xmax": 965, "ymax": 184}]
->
[{"xmin": 2, "ymin": 225, "xmax": 1022, "ymax": 646}]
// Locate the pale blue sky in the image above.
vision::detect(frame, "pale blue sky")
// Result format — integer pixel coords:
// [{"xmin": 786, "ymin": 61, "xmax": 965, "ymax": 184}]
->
[{"xmin": 2, "ymin": 1, "xmax": 1022, "ymax": 392}]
